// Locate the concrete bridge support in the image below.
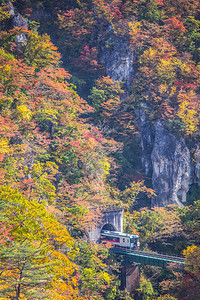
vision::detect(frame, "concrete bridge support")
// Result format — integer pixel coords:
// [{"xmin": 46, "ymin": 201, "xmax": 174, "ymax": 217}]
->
[{"xmin": 121, "ymin": 263, "xmax": 140, "ymax": 293}]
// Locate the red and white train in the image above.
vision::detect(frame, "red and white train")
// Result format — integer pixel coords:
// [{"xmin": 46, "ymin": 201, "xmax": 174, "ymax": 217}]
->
[{"xmin": 100, "ymin": 230, "xmax": 140, "ymax": 249}]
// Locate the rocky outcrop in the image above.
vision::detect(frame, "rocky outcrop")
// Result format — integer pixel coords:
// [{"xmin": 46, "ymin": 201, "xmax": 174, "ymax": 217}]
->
[
  {"xmin": 100, "ymin": 30, "xmax": 194, "ymax": 207},
  {"xmin": 135, "ymin": 108, "xmax": 154, "ymax": 176},
  {"xmin": 100, "ymin": 28, "xmax": 135, "ymax": 86},
  {"xmin": 8, "ymin": 1, "xmax": 28, "ymax": 50},
  {"xmin": 194, "ymin": 147, "xmax": 200, "ymax": 184},
  {"xmin": 136, "ymin": 113, "xmax": 191, "ymax": 207},
  {"xmin": 151, "ymin": 121, "xmax": 190, "ymax": 206}
]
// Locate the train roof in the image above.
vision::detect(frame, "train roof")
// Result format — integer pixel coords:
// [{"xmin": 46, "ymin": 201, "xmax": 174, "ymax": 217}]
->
[{"xmin": 101, "ymin": 230, "xmax": 139, "ymax": 237}]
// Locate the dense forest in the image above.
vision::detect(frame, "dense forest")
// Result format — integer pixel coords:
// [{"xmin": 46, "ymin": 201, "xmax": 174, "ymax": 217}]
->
[{"xmin": 0, "ymin": 0, "xmax": 200, "ymax": 299}]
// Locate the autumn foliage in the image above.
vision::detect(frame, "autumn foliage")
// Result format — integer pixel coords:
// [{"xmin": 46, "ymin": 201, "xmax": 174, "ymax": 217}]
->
[{"xmin": 0, "ymin": 0, "xmax": 200, "ymax": 299}]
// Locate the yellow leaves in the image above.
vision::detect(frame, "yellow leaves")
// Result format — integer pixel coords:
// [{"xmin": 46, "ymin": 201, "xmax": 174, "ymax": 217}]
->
[
  {"xmin": 0, "ymin": 137, "xmax": 10, "ymax": 163},
  {"xmin": 51, "ymin": 250, "xmax": 77, "ymax": 276},
  {"xmin": 0, "ymin": 186, "xmax": 79, "ymax": 296},
  {"xmin": 28, "ymin": 161, "xmax": 59, "ymax": 203},
  {"xmin": 100, "ymin": 157, "xmax": 110, "ymax": 178},
  {"xmin": 37, "ymin": 105, "xmax": 58, "ymax": 122},
  {"xmin": 17, "ymin": 104, "xmax": 32, "ymax": 120},
  {"xmin": 0, "ymin": 63, "xmax": 12, "ymax": 86},
  {"xmin": 128, "ymin": 21, "xmax": 141, "ymax": 33},
  {"xmin": 47, "ymin": 279, "xmax": 88, "ymax": 300},
  {"xmin": 0, "ymin": 5, "xmax": 10, "ymax": 22},
  {"xmin": 121, "ymin": 180, "xmax": 156, "ymax": 207},
  {"xmin": 177, "ymin": 91, "xmax": 198, "ymax": 135},
  {"xmin": 45, "ymin": 250, "xmax": 88, "ymax": 300},
  {"xmin": 0, "ymin": 137, "xmax": 9, "ymax": 154},
  {"xmin": 24, "ymin": 31, "xmax": 61, "ymax": 68},
  {"xmin": 183, "ymin": 245, "xmax": 197, "ymax": 257},
  {"xmin": 128, "ymin": 21, "xmax": 141, "ymax": 44},
  {"xmin": 159, "ymin": 84, "xmax": 168, "ymax": 94},
  {"xmin": 183, "ymin": 245, "xmax": 200, "ymax": 278},
  {"xmin": 140, "ymin": 47, "xmax": 157, "ymax": 65},
  {"xmin": 156, "ymin": 58, "xmax": 176, "ymax": 84},
  {"xmin": 0, "ymin": 186, "xmax": 72, "ymax": 247},
  {"xmin": 101, "ymin": 271, "xmax": 111, "ymax": 285}
]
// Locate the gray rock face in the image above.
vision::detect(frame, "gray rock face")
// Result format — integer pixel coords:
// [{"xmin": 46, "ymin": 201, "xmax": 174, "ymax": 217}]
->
[
  {"xmin": 194, "ymin": 146, "xmax": 200, "ymax": 185},
  {"xmin": 8, "ymin": 1, "xmax": 28, "ymax": 50},
  {"xmin": 13, "ymin": 13, "xmax": 28, "ymax": 29},
  {"xmin": 135, "ymin": 109, "xmax": 154, "ymax": 176},
  {"xmin": 151, "ymin": 121, "xmax": 191, "ymax": 206},
  {"xmin": 100, "ymin": 30, "xmax": 135, "ymax": 85}
]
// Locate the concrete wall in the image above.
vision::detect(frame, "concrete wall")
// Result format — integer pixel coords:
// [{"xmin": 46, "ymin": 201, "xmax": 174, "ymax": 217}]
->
[{"xmin": 87, "ymin": 207, "xmax": 123, "ymax": 243}]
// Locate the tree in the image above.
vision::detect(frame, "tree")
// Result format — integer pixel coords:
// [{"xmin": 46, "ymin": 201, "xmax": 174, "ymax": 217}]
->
[
  {"xmin": 0, "ymin": 186, "xmax": 80, "ymax": 299},
  {"xmin": 88, "ymin": 76, "xmax": 124, "ymax": 117}
]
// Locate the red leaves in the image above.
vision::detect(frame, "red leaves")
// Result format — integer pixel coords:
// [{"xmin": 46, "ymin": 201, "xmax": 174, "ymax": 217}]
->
[
  {"xmin": 165, "ymin": 16, "xmax": 186, "ymax": 33},
  {"xmin": 0, "ymin": 222, "xmax": 13, "ymax": 245},
  {"xmin": 174, "ymin": 81, "xmax": 197, "ymax": 90},
  {"xmin": 73, "ymin": 45, "xmax": 101, "ymax": 73}
]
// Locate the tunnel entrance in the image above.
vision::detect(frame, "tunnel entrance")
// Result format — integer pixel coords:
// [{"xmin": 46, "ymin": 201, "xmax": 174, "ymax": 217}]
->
[{"xmin": 101, "ymin": 223, "xmax": 116, "ymax": 232}]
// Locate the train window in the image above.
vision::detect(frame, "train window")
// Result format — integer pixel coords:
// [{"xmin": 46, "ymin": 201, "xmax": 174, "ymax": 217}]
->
[{"xmin": 123, "ymin": 238, "xmax": 125, "ymax": 242}]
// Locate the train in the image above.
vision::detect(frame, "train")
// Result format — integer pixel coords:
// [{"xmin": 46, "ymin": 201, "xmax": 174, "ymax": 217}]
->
[{"xmin": 100, "ymin": 230, "xmax": 140, "ymax": 249}]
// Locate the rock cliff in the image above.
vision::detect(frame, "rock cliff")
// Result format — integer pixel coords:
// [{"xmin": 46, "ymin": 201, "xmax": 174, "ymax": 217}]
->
[
  {"xmin": 100, "ymin": 28, "xmax": 135, "ymax": 86},
  {"xmin": 151, "ymin": 121, "xmax": 190, "ymax": 206},
  {"xmin": 8, "ymin": 1, "xmax": 28, "ymax": 51},
  {"xmin": 101, "ymin": 30, "xmax": 197, "ymax": 207}
]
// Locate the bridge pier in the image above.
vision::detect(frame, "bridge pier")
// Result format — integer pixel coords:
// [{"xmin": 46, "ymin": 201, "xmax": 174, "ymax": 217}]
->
[{"xmin": 121, "ymin": 262, "xmax": 140, "ymax": 293}]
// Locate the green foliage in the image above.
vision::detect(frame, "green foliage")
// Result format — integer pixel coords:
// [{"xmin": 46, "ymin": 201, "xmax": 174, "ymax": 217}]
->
[
  {"xmin": 72, "ymin": 240, "xmax": 119, "ymax": 299},
  {"xmin": 137, "ymin": 274, "xmax": 155, "ymax": 300},
  {"xmin": 88, "ymin": 76, "xmax": 124, "ymax": 117}
]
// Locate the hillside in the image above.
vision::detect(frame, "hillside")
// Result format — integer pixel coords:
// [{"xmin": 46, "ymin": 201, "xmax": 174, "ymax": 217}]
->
[{"xmin": 0, "ymin": 1, "xmax": 200, "ymax": 299}]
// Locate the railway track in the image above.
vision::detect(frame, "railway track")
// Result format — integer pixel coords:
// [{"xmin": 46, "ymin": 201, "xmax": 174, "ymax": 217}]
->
[{"xmin": 111, "ymin": 247, "xmax": 185, "ymax": 266}]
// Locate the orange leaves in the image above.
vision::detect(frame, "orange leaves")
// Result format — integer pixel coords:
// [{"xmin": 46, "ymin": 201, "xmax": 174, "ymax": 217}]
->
[
  {"xmin": 165, "ymin": 17, "xmax": 186, "ymax": 33},
  {"xmin": 92, "ymin": 0, "xmax": 123, "ymax": 23},
  {"xmin": 89, "ymin": 76, "xmax": 124, "ymax": 116}
]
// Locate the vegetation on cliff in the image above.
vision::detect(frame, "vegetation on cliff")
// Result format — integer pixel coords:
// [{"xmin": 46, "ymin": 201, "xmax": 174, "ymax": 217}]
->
[{"xmin": 0, "ymin": 0, "xmax": 200, "ymax": 299}]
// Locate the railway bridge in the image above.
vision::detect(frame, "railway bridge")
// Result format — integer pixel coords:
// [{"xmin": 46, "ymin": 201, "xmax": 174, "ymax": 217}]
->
[
  {"xmin": 87, "ymin": 205, "xmax": 185, "ymax": 293},
  {"xmin": 111, "ymin": 247, "xmax": 185, "ymax": 292}
]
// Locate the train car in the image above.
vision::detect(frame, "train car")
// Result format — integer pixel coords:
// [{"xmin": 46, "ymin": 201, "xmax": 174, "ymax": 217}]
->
[{"xmin": 100, "ymin": 230, "xmax": 140, "ymax": 249}]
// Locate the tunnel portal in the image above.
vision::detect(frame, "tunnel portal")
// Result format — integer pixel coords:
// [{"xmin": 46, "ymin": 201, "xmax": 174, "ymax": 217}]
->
[
  {"xmin": 101, "ymin": 223, "xmax": 116, "ymax": 232},
  {"xmin": 87, "ymin": 206, "xmax": 123, "ymax": 243}
]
